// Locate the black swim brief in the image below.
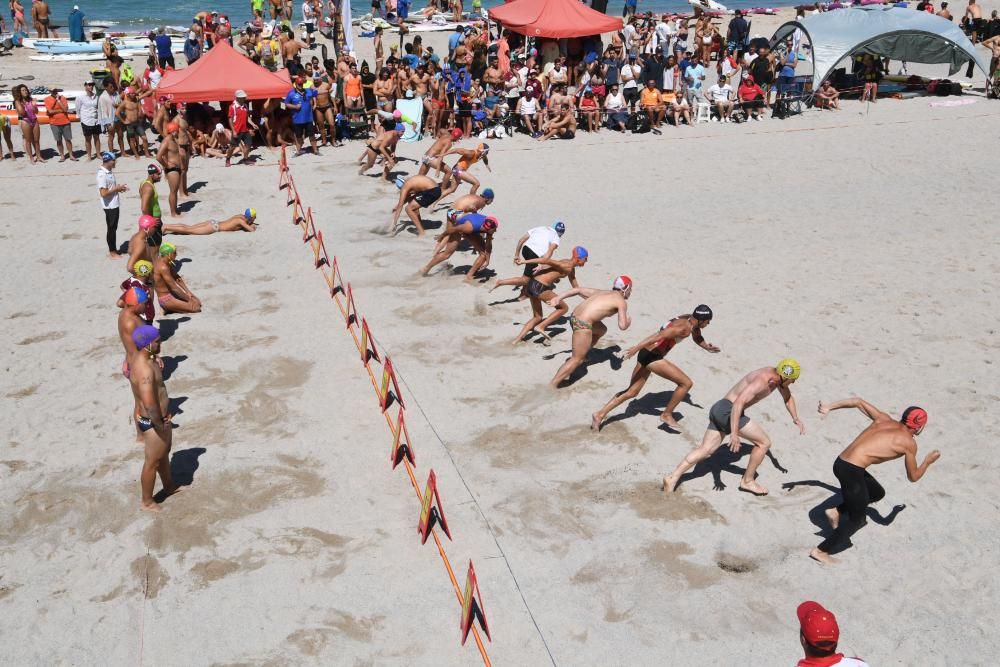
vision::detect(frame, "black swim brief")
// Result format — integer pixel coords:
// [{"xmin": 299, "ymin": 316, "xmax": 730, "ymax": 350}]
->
[
  {"xmin": 526, "ymin": 278, "xmax": 550, "ymax": 298},
  {"xmin": 137, "ymin": 415, "xmax": 154, "ymax": 432},
  {"xmin": 414, "ymin": 185, "xmax": 442, "ymax": 207},
  {"xmin": 637, "ymin": 348, "xmax": 665, "ymax": 367}
]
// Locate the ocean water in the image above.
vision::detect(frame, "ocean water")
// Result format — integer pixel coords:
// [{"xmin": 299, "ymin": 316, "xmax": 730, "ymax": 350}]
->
[{"xmin": 31, "ymin": 0, "xmax": 796, "ymax": 32}]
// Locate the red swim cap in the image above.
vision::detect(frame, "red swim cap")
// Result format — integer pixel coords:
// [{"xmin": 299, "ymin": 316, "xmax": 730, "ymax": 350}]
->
[
  {"xmin": 483, "ymin": 216, "xmax": 498, "ymax": 232},
  {"xmin": 901, "ymin": 406, "xmax": 928, "ymax": 431},
  {"xmin": 138, "ymin": 214, "xmax": 158, "ymax": 231},
  {"xmin": 450, "ymin": 128, "xmax": 463, "ymax": 140}
]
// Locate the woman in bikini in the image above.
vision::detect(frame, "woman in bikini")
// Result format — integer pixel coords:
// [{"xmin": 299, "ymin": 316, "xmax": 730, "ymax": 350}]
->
[
  {"xmin": 591, "ymin": 306, "xmax": 719, "ymax": 431},
  {"xmin": 13, "ymin": 85, "xmax": 42, "ymax": 163}
]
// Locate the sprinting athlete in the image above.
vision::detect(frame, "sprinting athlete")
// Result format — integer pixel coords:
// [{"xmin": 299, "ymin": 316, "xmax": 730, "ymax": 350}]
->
[
  {"xmin": 809, "ymin": 398, "xmax": 939, "ymax": 564},
  {"xmin": 592, "ymin": 305, "xmax": 718, "ymax": 431},
  {"xmin": 489, "ymin": 221, "xmax": 565, "ymax": 298},
  {"xmin": 662, "ymin": 359, "xmax": 805, "ymax": 496},
  {"xmin": 547, "ymin": 276, "xmax": 633, "ymax": 388},
  {"xmin": 511, "ymin": 246, "xmax": 588, "ymax": 345},
  {"xmin": 440, "ymin": 142, "xmax": 491, "ymax": 197},
  {"xmin": 418, "ymin": 127, "xmax": 463, "ymax": 179},
  {"xmin": 163, "ymin": 209, "xmax": 259, "ymax": 235},
  {"xmin": 420, "ymin": 212, "xmax": 498, "ymax": 281}
]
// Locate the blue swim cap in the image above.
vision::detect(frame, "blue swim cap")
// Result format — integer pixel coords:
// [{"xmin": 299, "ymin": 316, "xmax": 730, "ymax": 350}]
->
[
  {"xmin": 482, "ymin": 188, "xmax": 494, "ymax": 201},
  {"xmin": 395, "ymin": 176, "xmax": 405, "ymax": 189},
  {"xmin": 244, "ymin": 207, "xmax": 256, "ymax": 221},
  {"xmin": 101, "ymin": 151, "xmax": 116, "ymax": 162},
  {"xmin": 132, "ymin": 324, "xmax": 160, "ymax": 349},
  {"xmin": 573, "ymin": 245, "xmax": 588, "ymax": 260},
  {"xmin": 553, "ymin": 221, "xmax": 566, "ymax": 235},
  {"xmin": 394, "ymin": 123, "xmax": 405, "ymax": 133}
]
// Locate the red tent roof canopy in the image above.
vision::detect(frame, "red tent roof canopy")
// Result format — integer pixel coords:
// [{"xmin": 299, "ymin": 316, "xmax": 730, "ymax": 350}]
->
[
  {"xmin": 488, "ymin": 0, "xmax": 623, "ymax": 39},
  {"xmin": 158, "ymin": 41, "xmax": 292, "ymax": 103}
]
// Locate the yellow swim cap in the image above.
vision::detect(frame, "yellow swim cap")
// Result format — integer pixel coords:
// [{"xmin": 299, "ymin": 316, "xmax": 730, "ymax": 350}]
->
[
  {"xmin": 245, "ymin": 207, "xmax": 256, "ymax": 221},
  {"xmin": 132, "ymin": 260, "xmax": 154, "ymax": 278},
  {"xmin": 776, "ymin": 358, "xmax": 801, "ymax": 382}
]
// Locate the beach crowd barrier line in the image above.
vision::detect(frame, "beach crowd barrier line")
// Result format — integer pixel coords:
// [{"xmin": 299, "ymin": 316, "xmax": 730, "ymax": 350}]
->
[{"xmin": 276, "ymin": 146, "xmax": 492, "ymax": 666}]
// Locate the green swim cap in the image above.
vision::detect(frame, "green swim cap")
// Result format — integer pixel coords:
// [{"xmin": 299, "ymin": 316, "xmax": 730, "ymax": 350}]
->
[{"xmin": 159, "ymin": 242, "xmax": 177, "ymax": 257}]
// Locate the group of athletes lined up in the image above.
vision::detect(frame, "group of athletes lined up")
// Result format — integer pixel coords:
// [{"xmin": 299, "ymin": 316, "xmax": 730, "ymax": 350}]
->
[
  {"xmin": 105, "ymin": 153, "xmax": 262, "ymax": 512},
  {"xmin": 370, "ymin": 134, "xmax": 941, "ymax": 564}
]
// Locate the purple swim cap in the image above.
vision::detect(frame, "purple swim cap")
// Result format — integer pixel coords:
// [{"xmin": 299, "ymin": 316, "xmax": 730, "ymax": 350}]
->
[{"xmin": 132, "ymin": 324, "xmax": 160, "ymax": 349}]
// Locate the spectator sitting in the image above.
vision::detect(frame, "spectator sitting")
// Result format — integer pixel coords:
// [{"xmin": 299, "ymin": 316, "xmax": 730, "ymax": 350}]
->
[
  {"xmin": 515, "ymin": 88, "xmax": 540, "ymax": 138},
  {"xmin": 738, "ymin": 74, "xmax": 765, "ymax": 121},
  {"xmin": 640, "ymin": 79, "xmax": 665, "ymax": 133},
  {"xmin": 538, "ymin": 103, "xmax": 576, "ymax": 141},
  {"xmin": 814, "ymin": 80, "xmax": 841, "ymax": 109},
  {"xmin": 604, "ymin": 83, "xmax": 628, "ymax": 131},
  {"xmin": 707, "ymin": 75, "xmax": 735, "ymax": 122},
  {"xmin": 797, "ymin": 601, "xmax": 870, "ymax": 667},
  {"xmin": 670, "ymin": 89, "xmax": 692, "ymax": 126},
  {"xmin": 579, "ymin": 89, "xmax": 600, "ymax": 133}
]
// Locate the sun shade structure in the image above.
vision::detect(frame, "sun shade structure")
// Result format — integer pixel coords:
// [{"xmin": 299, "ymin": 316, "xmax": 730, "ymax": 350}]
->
[
  {"xmin": 488, "ymin": 0, "xmax": 623, "ymax": 39},
  {"xmin": 771, "ymin": 7, "xmax": 990, "ymax": 90},
  {"xmin": 158, "ymin": 41, "xmax": 292, "ymax": 103}
]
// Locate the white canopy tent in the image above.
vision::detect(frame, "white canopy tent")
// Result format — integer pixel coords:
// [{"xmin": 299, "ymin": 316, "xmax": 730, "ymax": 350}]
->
[{"xmin": 771, "ymin": 7, "xmax": 990, "ymax": 90}]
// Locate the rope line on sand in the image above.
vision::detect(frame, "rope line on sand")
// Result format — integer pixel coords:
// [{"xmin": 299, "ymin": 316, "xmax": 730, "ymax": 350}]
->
[{"xmin": 374, "ymin": 334, "xmax": 560, "ymax": 667}]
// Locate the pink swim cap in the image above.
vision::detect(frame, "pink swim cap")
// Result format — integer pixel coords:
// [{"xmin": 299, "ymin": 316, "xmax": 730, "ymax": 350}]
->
[
  {"xmin": 138, "ymin": 214, "xmax": 158, "ymax": 231},
  {"xmin": 392, "ymin": 109, "xmax": 402, "ymax": 119}
]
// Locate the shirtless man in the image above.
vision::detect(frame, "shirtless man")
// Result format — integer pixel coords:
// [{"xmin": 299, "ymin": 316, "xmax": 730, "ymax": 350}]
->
[
  {"xmin": 433, "ymin": 189, "xmax": 494, "ymax": 249},
  {"xmin": 965, "ymin": 0, "xmax": 983, "ymax": 42},
  {"xmin": 390, "ymin": 174, "xmax": 444, "ymax": 236},
  {"xmin": 440, "ymin": 143, "xmax": 492, "ymax": 198},
  {"xmin": 538, "ymin": 103, "xmax": 577, "ymax": 141},
  {"xmin": 357, "ymin": 122, "xmax": 401, "ymax": 179},
  {"xmin": 128, "ymin": 325, "xmax": 180, "ymax": 512},
  {"xmin": 173, "ymin": 108, "xmax": 193, "ymax": 196},
  {"xmin": 592, "ymin": 305, "xmax": 719, "ymax": 431},
  {"xmin": 156, "ymin": 122, "xmax": 184, "ymax": 218},
  {"xmin": 164, "ymin": 208, "xmax": 259, "ymax": 235},
  {"xmin": 119, "ymin": 286, "xmax": 153, "ymax": 442},
  {"xmin": 117, "ymin": 88, "xmax": 152, "ymax": 159},
  {"xmin": 374, "ymin": 69, "xmax": 396, "ymax": 113},
  {"xmin": 809, "ymin": 399, "xmax": 939, "ymax": 564},
  {"xmin": 282, "ymin": 34, "xmax": 308, "ymax": 72},
  {"xmin": 420, "ymin": 212, "xmax": 498, "ymax": 282},
  {"xmin": 153, "ymin": 242, "xmax": 203, "ymax": 314},
  {"xmin": 511, "ymin": 247, "xmax": 588, "ymax": 345},
  {"xmin": 419, "ymin": 127, "xmax": 463, "ymax": 180},
  {"xmin": 547, "ymin": 278, "xmax": 633, "ymax": 388},
  {"xmin": 412, "ymin": 64, "xmax": 432, "ymax": 100},
  {"xmin": 31, "ymin": 0, "xmax": 50, "ymax": 38},
  {"xmin": 203, "ymin": 123, "xmax": 231, "ymax": 157},
  {"xmin": 662, "ymin": 359, "xmax": 805, "ymax": 496}
]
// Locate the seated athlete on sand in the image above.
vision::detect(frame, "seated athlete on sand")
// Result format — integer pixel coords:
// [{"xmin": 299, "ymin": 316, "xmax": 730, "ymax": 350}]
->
[
  {"xmin": 420, "ymin": 212, "xmax": 498, "ymax": 282},
  {"xmin": 163, "ymin": 208, "xmax": 259, "ymax": 235},
  {"xmin": 511, "ymin": 246, "xmax": 589, "ymax": 345},
  {"xmin": 547, "ymin": 277, "xmax": 633, "ymax": 388},
  {"xmin": 662, "ymin": 360, "xmax": 805, "ymax": 497},
  {"xmin": 153, "ymin": 242, "xmax": 203, "ymax": 314},
  {"xmin": 592, "ymin": 305, "xmax": 718, "ymax": 431}
]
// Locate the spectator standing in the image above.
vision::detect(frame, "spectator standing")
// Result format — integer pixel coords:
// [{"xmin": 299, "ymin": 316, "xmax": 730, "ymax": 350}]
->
[
  {"xmin": 727, "ymin": 9, "xmax": 749, "ymax": 55},
  {"xmin": 77, "ymin": 79, "xmax": 102, "ymax": 159},
  {"xmin": 684, "ymin": 54, "xmax": 706, "ymax": 107},
  {"xmin": 796, "ymin": 602, "xmax": 869, "ymax": 667},
  {"xmin": 68, "ymin": 3, "xmax": 85, "ymax": 42},
  {"xmin": 44, "ymin": 86, "xmax": 76, "ymax": 161},
  {"xmin": 284, "ymin": 76, "xmax": 320, "ymax": 156},
  {"xmin": 620, "ymin": 52, "xmax": 641, "ymax": 111},
  {"xmin": 97, "ymin": 151, "xmax": 127, "ymax": 258},
  {"xmin": 155, "ymin": 26, "xmax": 174, "ymax": 69}
]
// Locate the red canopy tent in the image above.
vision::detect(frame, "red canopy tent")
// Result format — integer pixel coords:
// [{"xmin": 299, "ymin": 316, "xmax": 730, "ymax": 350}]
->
[
  {"xmin": 158, "ymin": 41, "xmax": 292, "ymax": 103},
  {"xmin": 488, "ymin": 0, "xmax": 623, "ymax": 38}
]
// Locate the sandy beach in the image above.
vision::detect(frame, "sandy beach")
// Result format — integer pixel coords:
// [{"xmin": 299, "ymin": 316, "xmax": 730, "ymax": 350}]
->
[{"xmin": 3, "ymin": 7, "xmax": 1000, "ymax": 665}]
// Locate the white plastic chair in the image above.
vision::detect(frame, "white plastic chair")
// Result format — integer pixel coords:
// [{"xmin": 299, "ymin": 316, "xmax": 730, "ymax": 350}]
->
[{"xmin": 695, "ymin": 102, "xmax": 711, "ymax": 124}]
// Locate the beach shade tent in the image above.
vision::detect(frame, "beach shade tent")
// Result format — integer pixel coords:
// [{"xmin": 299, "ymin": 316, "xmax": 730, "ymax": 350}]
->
[
  {"xmin": 488, "ymin": 0, "xmax": 623, "ymax": 38},
  {"xmin": 771, "ymin": 7, "xmax": 989, "ymax": 91},
  {"xmin": 157, "ymin": 41, "xmax": 292, "ymax": 103}
]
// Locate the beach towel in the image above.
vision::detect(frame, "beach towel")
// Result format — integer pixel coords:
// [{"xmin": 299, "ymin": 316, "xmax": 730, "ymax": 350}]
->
[{"xmin": 396, "ymin": 95, "xmax": 424, "ymax": 142}]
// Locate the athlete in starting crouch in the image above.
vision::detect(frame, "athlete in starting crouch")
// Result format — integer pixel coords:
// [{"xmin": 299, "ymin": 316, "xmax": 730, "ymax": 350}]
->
[
  {"xmin": 592, "ymin": 305, "xmax": 719, "ymax": 431},
  {"xmin": 420, "ymin": 212, "xmax": 498, "ymax": 281},
  {"xmin": 163, "ymin": 209, "xmax": 259, "ymax": 234},
  {"xmin": 662, "ymin": 359, "xmax": 805, "ymax": 496},
  {"xmin": 809, "ymin": 398, "xmax": 940, "ymax": 564},
  {"xmin": 547, "ymin": 276, "xmax": 633, "ymax": 388},
  {"xmin": 390, "ymin": 174, "xmax": 444, "ymax": 236}
]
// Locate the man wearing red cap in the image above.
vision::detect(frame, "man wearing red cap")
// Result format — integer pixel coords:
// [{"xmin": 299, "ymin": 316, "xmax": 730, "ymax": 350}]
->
[
  {"xmin": 797, "ymin": 601, "xmax": 869, "ymax": 666},
  {"xmin": 810, "ymin": 397, "xmax": 941, "ymax": 564}
]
